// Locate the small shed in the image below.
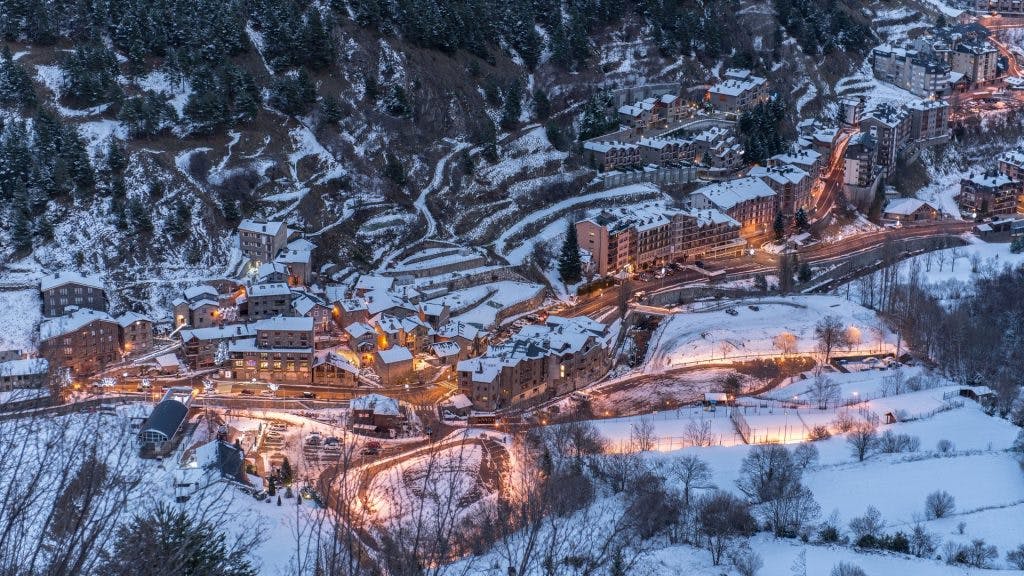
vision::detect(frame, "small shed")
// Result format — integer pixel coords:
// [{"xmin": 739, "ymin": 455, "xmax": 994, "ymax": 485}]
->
[
  {"xmin": 704, "ymin": 392, "xmax": 729, "ymax": 408},
  {"xmin": 441, "ymin": 393, "xmax": 474, "ymax": 418},
  {"xmin": 155, "ymin": 353, "xmax": 182, "ymax": 375}
]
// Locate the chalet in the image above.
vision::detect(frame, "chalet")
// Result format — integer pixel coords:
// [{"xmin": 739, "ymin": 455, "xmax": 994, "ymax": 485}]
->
[
  {"xmin": 312, "ymin": 352, "xmax": 360, "ymax": 386},
  {"xmin": 292, "ymin": 293, "xmax": 332, "ymax": 333},
  {"xmin": 243, "ymin": 283, "xmax": 293, "ymax": 320},
  {"xmin": 350, "ymin": 393, "xmax": 403, "ymax": 435},
  {"xmin": 430, "ymin": 341, "xmax": 462, "ymax": 368},
  {"xmin": 180, "ymin": 324, "xmax": 256, "ymax": 370},
  {"xmin": 39, "ymin": 272, "xmax": 107, "ymax": 317},
  {"xmin": 227, "ymin": 316, "xmax": 314, "ymax": 383},
  {"xmin": 883, "ymin": 198, "xmax": 940, "ymax": 222},
  {"xmin": 705, "ymin": 70, "xmax": 768, "ymax": 113}
]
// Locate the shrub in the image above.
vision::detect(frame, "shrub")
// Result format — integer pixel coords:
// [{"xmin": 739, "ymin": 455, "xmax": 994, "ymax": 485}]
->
[
  {"xmin": 830, "ymin": 562, "xmax": 867, "ymax": 576},
  {"xmin": 833, "ymin": 411, "xmax": 856, "ymax": 432},
  {"xmin": 731, "ymin": 547, "xmax": 763, "ymax": 576},
  {"xmin": 936, "ymin": 439, "xmax": 954, "ymax": 454},
  {"xmin": 808, "ymin": 425, "xmax": 831, "ymax": 441},
  {"xmin": 878, "ymin": 431, "xmax": 920, "ymax": 454},
  {"xmin": 925, "ymin": 490, "xmax": 955, "ymax": 519},
  {"xmin": 1007, "ymin": 543, "xmax": 1024, "ymax": 570}
]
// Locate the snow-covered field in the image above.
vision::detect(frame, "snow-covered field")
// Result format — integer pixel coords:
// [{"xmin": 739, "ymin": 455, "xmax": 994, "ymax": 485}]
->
[
  {"xmin": 0, "ymin": 289, "xmax": 41, "ymax": 351},
  {"xmin": 644, "ymin": 295, "xmax": 895, "ymax": 373}
]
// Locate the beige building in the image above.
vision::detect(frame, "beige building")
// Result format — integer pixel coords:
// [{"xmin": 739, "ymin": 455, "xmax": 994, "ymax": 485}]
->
[
  {"xmin": 689, "ymin": 177, "xmax": 778, "ymax": 237},
  {"xmin": 705, "ymin": 69, "xmax": 769, "ymax": 113},
  {"xmin": 227, "ymin": 316, "xmax": 314, "ymax": 383}
]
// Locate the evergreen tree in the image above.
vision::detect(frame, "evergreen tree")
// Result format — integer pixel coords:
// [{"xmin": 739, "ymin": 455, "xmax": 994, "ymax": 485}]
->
[
  {"xmin": 773, "ymin": 212, "xmax": 786, "ymax": 240},
  {"xmin": 98, "ymin": 505, "xmax": 257, "ymax": 576},
  {"xmin": 280, "ymin": 457, "xmax": 293, "ymax": 484},
  {"xmin": 129, "ymin": 197, "xmax": 154, "ymax": 235},
  {"xmin": 320, "ymin": 94, "xmax": 344, "ymax": 126},
  {"xmin": 794, "ymin": 207, "xmax": 809, "ymax": 230},
  {"xmin": 9, "ymin": 184, "xmax": 32, "ymax": 253},
  {"xmin": 798, "ymin": 262, "xmax": 812, "ymax": 284},
  {"xmin": 500, "ymin": 78, "xmax": 523, "ymax": 130},
  {"xmin": 301, "ymin": 8, "xmax": 334, "ymax": 70},
  {"xmin": 557, "ymin": 219, "xmax": 582, "ymax": 285},
  {"xmin": 0, "ymin": 46, "xmax": 37, "ymax": 109},
  {"xmin": 268, "ymin": 476, "xmax": 277, "ymax": 496},
  {"xmin": 383, "ymin": 154, "xmax": 407, "ymax": 187},
  {"xmin": 579, "ymin": 92, "xmax": 616, "ymax": 141},
  {"xmin": 60, "ymin": 44, "xmax": 123, "ymax": 106},
  {"xmin": 383, "ymin": 84, "xmax": 411, "ymax": 117},
  {"xmin": 533, "ymin": 88, "xmax": 550, "ymax": 121},
  {"xmin": 221, "ymin": 197, "xmax": 240, "ymax": 224},
  {"xmin": 269, "ymin": 71, "xmax": 317, "ymax": 117}
]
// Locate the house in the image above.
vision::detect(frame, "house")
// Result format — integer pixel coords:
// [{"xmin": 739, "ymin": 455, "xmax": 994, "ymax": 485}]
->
[
  {"xmin": 173, "ymin": 284, "xmax": 234, "ymax": 329},
  {"xmin": 354, "ymin": 275, "xmax": 394, "ymax": 297},
  {"xmin": 175, "ymin": 440, "xmax": 246, "ymax": 500},
  {"xmin": 292, "ymin": 293, "xmax": 332, "ymax": 333},
  {"xmin": 312, "ymin": 351, "xmax": 360, "ymax": 386},
  {"xmin": 958, "ymin": 172, "xmax": 1023, "ymax": 218},
  {"xmin": 374, "ymin": 345, "xmax": 414, "ymax": 386},
  {"xmin": 38, "ymin": 308, "xmax": 121, "ymax": 376},
  {"xmin": 335, "ymin": 298, "xmax": 370, "ymax": 328},
  {"xmin": 770, "ymin": 149, "xmax": 822, "ymax": 180},
  {"xmin": 705, "ymin": 70, "xmax": 769, "ymax": 113},
  {"xmin": 441, "ymin": 393, "xmax": 474, "ymax": 419},
  {"xmin": 155, "ymin": 353, "xmax": 182, "ymax": 375},
  {"xmin": 275, "ymin": 238, "xmax": 315, "ymax": 286},
  {"xmin": 138, "ymin": 387, "xmax": 193, "ymax": 456},
  {"xmin": 431, "ymin": 341, "xmax": 462, "ymax": 368},
  {"xmin": 456, "ymin": 316, "xmax": 610, "ymax": 411},
  {"xmin": 0, "ymin": 358, "xmax": 49, "ymax": 391},
  {"xmin": 689, "ymin": 177, "xmax": 777, "ymax": 237},
  {"xmin": 179, "ymin": 324, "xmax": 257, "ymax": 370},
  {"xmin": 636, "ymin": 137, "xmax": 695, "ymax": 165},
  {"xmin": 256, "ymin": 262, "xmax": 290, "ymax": 284},
  {"xmin": 997, "ymin": 148, "xmax": 1024, "ymax": 181},
  {"xmin": 350, "ymin": 393, "xmax": 403, "ymax": 435},
  {"xmin": 117, "ymin": 312, "xmax": 153, "ymax": 355},
  {"xmin": 883, "ymin": 198, "xmax": 940, "ymax": 221},
  {"xmin": 345, "ymin": 322, "xmax": 378, "ymax": 365},
  {"xmin": 435, "ymin": 321, "xmax": 482, "ymax": 358},
  {"xmin": 238, "ymin": 220, "xmax": 288, "ymax": 265},
  {"xmin": 227, "ymin": 316, "xmax": 314, "ymax": 383},
  {"xmin": 39, "ymin": 272, "xmax": 107, "ymax": 317},
  {"xmin": 243, "ymin": 283, "xmax": 293, "ymax": 320}
]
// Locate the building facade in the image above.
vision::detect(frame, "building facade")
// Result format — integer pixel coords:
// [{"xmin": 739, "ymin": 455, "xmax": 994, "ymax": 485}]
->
[{"xmin": 40, "ymin": 272, "xmax": 107, "ymax": 317}]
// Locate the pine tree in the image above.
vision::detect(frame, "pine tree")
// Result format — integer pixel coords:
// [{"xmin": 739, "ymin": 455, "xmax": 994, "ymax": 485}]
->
[
  {"xmin": 221, "ymin": 197, "xmax": 240, "ymax": 223},
  {"xmin": 320, "ymin": 95, "xmax": 344, "ymax": 126},
  {"xmin": 557, "ymin": 220, "xmax": 582, "ymax": 285},
  {"xmin": 106, "ymin": 138, "xmax": 127, "ymax": 175},
  {"xmin": 268, "ymin": 476, "xmax": 277, "ymax": 496},
  {"xmin": 280, "ymin": 457, "xmax": 293, "ymax": 484},
  {"xmin": 773, "ymin": 212, "xmax": 786, "ymax": 240},
  {"xmin": 798, "ymin": 262, "xmax": 812, "ymax": 284},
  {"xmin": 0, "ymin": 46, "xmax": 38, "ymax": 109},
  {"xmin": 609, "ymin": 548, "xmax": 627, "ymax": 576},
  {"xmin": 533, "ymin": 88, "xmax": 551, "ymax": 121},
  {"xmin": 129, "ymin": 197, "xmax": 154, "ymax": 235},
  {"xmin": 500, "ymin": 78, "xmax": 523, "ymax": 130},
  {"xmin": 794, "ymin": 207, "xmax": 809, "ymax": 230},
  {"xmin": 301, "ymin": 8, "xmax": 334, "ymax": 70},
  {"xmin": 9, "ymin": 183, "xmax": 32, "ymax": 253}
]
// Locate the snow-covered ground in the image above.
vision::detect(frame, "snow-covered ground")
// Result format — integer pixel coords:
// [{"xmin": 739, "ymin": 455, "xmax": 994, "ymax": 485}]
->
[
  {"xmin": 644, "ymin": 295, "xmax": 895, "ymax": 373},
  {"xmin": 0, "ymin": 289, "xmax": 41, "ymax": 352}
]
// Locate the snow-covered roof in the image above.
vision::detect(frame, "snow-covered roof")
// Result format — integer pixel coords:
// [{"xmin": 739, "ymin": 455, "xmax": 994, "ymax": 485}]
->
[
  {"xmin": 155, "ymin": 354, "xmax": 180, "ymax": 369},
  {"xmin": 884, "ymin": 197, "xmax": 936, "ymax": 216},
  {"xmin": 257, "ymin": 262, "xmax": 288, "ymax": 279},
  {"xmin": 188, "ymin": 299, "xmax": 219, "ymax": 310},
  {"xmin": 350, "ymin": 393, "xmax": 400, "ymax": 415},
  {"xmin": 437, "ymin": 321, "xmax": 480, "ymax": 341},
  {"xmin": 770, "ymin": 149, "xmax": 821, "ymax": 167},
  {"xmin": 999, "ymin": 148, "xmax": 1024, "ymax": 168},
  {"xmin": 0, "ymin": 358, "xmax": 48, "ymax": 377},
  {"xmin": 227, "ymin": 338, "xmax": 311, "ymax": 354},
  {"xmin": 39, "ymin": 271, "xmax": 105, "ymax": 292},
  {"xmin": 292, "ymin": 294, "xmax": 326, "ymax": 317},
  {"xmin": 116, "ymin": 312, "xmax": 151, "ymax": 327},
  {"xmin": 39, "ymin": 309, "xmax": 117, "ymax": 341},
  {"xmin": 905, "ymin": 98, "xmax": 948, "ymax": 111},
  {"xmin": 313, "ymin": 352, "xmax": 358, "ymax": 374},
  {"xmin": 707, "ymin": 75, "xmax": 766, "ymax": 97},
  {"xmin": 750, "ymin": 164, "xmax": 810, "ymax": 186},
  {"xmin": 963, "ymin": 172, "xmax": 1015, "ymax": 188},
  {"xmin": 692, "ymin": 177, "xmax": 776, "ymax": 210},
  {"xmin": 183, "ymin": 284, "xmax": 218, "ymax": 301},
  {"xmin": 287, "ymin": 238, "xmax": 316, "ymax": 252},
  {"xmin": 584, "ymin": 141, "xmax": 638, "ymax": 153},
  {"xmin": 431, "ymin": 341, "xmax": 461, "ymax": 358},
  {"xmin": 355, "ymin": 275, "xmax": 393, "ymax": 292},
  {"xmin": 180, "ymin": 324, "xmax": 256, "ymax": 343},
  {"xmin": 254, "ymin": 316, "xmax": 313, "ymax": 332},
  {"xmin": 377, "ymin": 345, "xmax": 413, "ymax": 364},
  {"xmin": 346, "ymin": 322, "xmax": 376, "ymax": 339},
  {"xmin": 238, "ymin": 220, "xmax": 285, "ymax": 236},
  {"xmin": 247, "ymin": 283, "xmax": 291, "ymax": 298},
  {"xmin": 339, "ymin": 298, "xmax": 368, "ymax": 312},
  {"xmin": 446, "ymin": 393, "xmax": 473, "ymax": 410}
]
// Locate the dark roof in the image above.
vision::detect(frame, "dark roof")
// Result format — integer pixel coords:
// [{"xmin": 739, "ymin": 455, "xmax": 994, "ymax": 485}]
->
[
  {"xmin": 139, "ymin": 398, "xmax": 189, "ymax": 440},
  {"xmin": 209, "ymin": 441, "xmax": 244, "ymax": 481}
]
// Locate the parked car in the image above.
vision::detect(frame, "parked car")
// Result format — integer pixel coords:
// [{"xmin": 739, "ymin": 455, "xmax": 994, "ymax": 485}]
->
[
  {"xmin": 360, "ymin": 441, "xmax": 381, "ymax": 456},
  {"xmin": 695, "ymin": 260, "xmax": 705, "ymax": 269},
  {"xmin": 748, "ymin": 305, "xmax": 760, "ymax": 311},
  {"xmin": 301, "ymin": 391, "xmax": 317, "ymax": 399},
  {"xmin": 725, "ymin": 308, "xmax": 739, "ymax": 316},
  {"xmin": 239, "ymin": 389, "xmax": 253, "ymax": 396}
]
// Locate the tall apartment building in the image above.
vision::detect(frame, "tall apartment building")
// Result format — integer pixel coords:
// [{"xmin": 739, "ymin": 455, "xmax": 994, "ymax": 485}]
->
[
  {"xmin": 749, "ymin": 164, "xmax": 812, "ymax": 216},
  {"xmin": 861, "ymin": 104, "xmax": 912, "ymax": 177},
  {"xmin": 576, "ymin": 204, "xmax": 743, "ymax": 276},
  {"xmin": 844, "ymin": 132, "xmax": 879, "ymax": 189},
  {"xmin": 456, "ymin": 316, "xmax": 610, "ymax": 411},
  {"xmin": 582, "ymin": 141, "xmax": 641, "ymax": 172},
  {"xmin": 243, "ymin": 283, "xmax": 293, "ymax": 320},
  {"xmin": 227, "ymin": 316, "xmax": 314, "ymax": 383},
  {"xmin": 906, "ymin": 99, "xmax": 951, "ymax": 144},
  {"xmin": 238, "ymin": 220, "xmax": 288, "ymax": 265},
  {"xmin": 39, "ymin": 272, "xmax": 107, "ymax": 317},
  {"xmin": 871, "ymin": 45, "xmax": 952, "ymax": 97}
]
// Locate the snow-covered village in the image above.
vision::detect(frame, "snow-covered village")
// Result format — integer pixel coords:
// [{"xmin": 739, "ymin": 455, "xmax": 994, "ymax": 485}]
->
[{"xmin": 1, "ymin": 0, "xmax": 1024, "ymax": 574}]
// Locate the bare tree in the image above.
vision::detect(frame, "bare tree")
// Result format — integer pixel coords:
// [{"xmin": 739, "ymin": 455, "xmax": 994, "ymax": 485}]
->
[
  {"xmin": 925, "ymin": 490, "xmax": 956, "ymax": 519},
  {"xmin": 683, "ymin": 417, "xmax": 715, "ymax": 447},
  {"xmin": 809, "ymin": 373, "xmax": 840, "ymax": 410},
  {"xmin": 909, "ymin": 523, "xmax": 938, "ymax": 558},
  {"xmin": 830, "ymin": 562, "xmax": 868, "ymax": 576},
  {"xmin": 630, "ymin": 416, "xmax": 656, "ymax": 453},
  {"xmin": 695, "ymin": 491, "xmax": 756, "ymax": 565},
  {"xmin": 773, "ymin": 332, "xmax": 798, "ymax": 356},
  {"xmin": 815, "ymin": 315, "xmax": 850, "ymax": 364},
  {"xmin": 730, "ymin": 545, "xmax": 763, "ymax": 576},
  {"xmin": 847, "ymin": 423, "xmax": 879, "ymax": 462}
]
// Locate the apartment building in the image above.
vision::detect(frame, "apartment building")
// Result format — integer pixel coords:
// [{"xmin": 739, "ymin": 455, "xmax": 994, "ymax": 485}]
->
[
  {"xmin": 706, "ymin": 69, "xmax": 769, "ymax": 113},
  {"xmin": 456, "ymin": 316, "xmax": 610, "ymax": 411},
  {"xmin": 861, "ymin": 103, "xmax": 912, "ymax": 177},
  {"xmin": 871, "ymin": 45, "xmax": 952, "ymax": 97},
  {"xmin": 39, "ymin": 272, "xmax": 107, "ymax": 317},
  {"xmin": 958, "ymin": 172, "xmax": 1024, "ymax": 217},
  {"xmin": 180, "ymin": 324, "xmax": 257, "ymax": 370},
  {"xmin": 243, "ymin": 283, "xmax": 293, "ymax": 320},
  {"xmin": 689, "ymin": 177, "xmax": 778, "ymax": 237},
  {"xmin": 227, "ymin": 316, "xmax": 314, "ymax": 383},
  {"xmin": 906, "ymin": 99, "xmax": 951, "ymax": 144},
  {"xmin": 750, "ymin": 164, "xmax": 812, "ymax": 216},
  {"xmin": 582, "ymin": 141, "xmax": 641, "ymax": 172},
  {"xmin": 38, "ymin": 308, "xmax": 120, "ymax": 376},
  {"xmin": 238, "ymin": 220, "xmax": 288, "ymax": 265}
]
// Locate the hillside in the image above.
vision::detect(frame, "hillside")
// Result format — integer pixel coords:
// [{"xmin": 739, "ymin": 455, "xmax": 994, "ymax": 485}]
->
[{"xmin": 0, "ymin": 0, "xmax": 878, "ymax": 317}]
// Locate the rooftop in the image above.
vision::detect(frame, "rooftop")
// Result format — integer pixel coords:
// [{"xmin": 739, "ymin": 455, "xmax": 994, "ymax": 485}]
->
[
  {"xmin": 254, "ymin": 316, "xmax": 314, "ymax": 332},
  {"xmin": 238, "ymin": 220, "xmax": 286, "ymax": 236},
  {"xmin": 350, "ymin": 393, "xmax": 400, "ymax": 416},
  {"xmin": 39, "ymin": 271, "xmax": 105, "ymax": 292},
  {"xmin": 247, "ymin": 283, "xmax": 291, "ymax": 298},
  {"xmin": 693, "ymin": 177, "xmax": 777, "ymax": 210},
  {"xmin": 39, "ymin": 308, "xmax": 117, "ymax": 341}
]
